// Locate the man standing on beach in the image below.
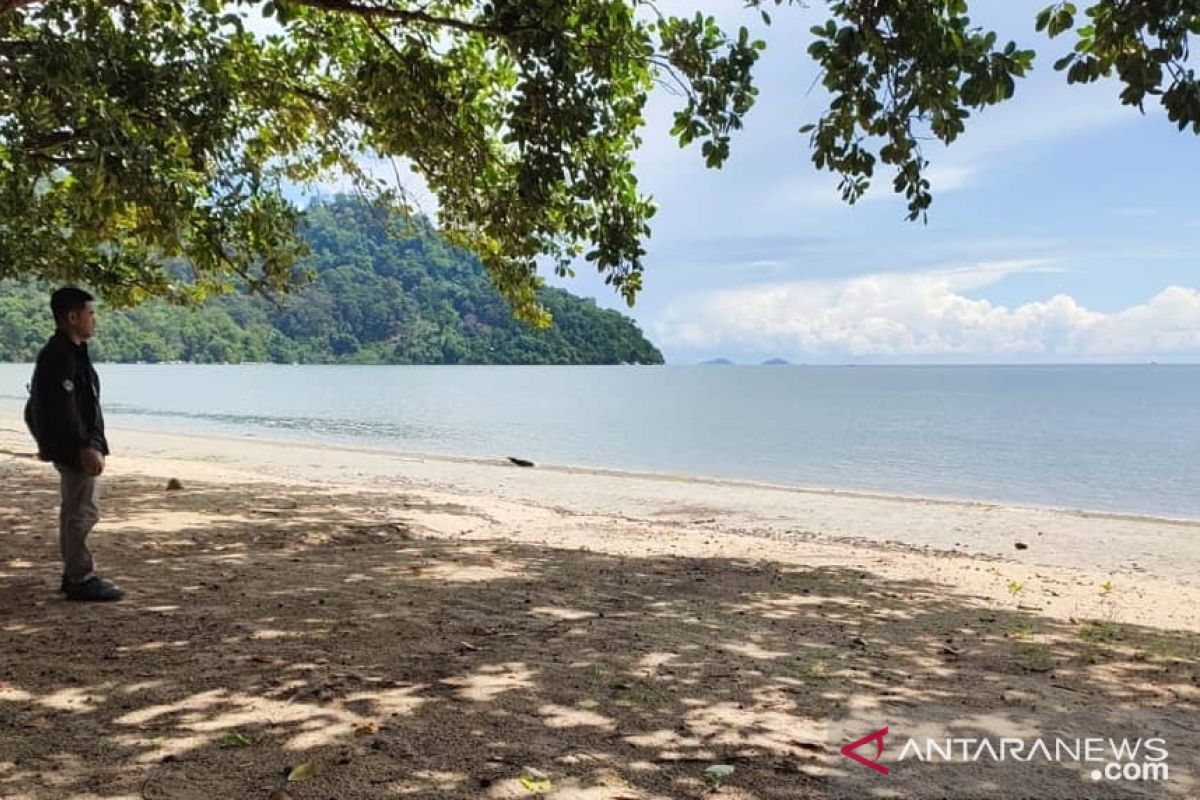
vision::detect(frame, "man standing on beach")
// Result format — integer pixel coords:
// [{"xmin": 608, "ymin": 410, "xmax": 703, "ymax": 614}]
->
[{"xmin": 25, "ymin": 288, "xmax": 123, "ymax": 602}]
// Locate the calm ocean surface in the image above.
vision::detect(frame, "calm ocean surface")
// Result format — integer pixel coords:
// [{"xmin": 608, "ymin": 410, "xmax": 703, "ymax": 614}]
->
[{"xmin": 1, "ymin": 364, "xmax": 1196, "ymax": 519}]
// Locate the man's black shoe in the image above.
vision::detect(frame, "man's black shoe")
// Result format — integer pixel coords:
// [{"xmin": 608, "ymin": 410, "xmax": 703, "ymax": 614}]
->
[{"xmin": 64, "ymin": 576, "xmax": 124, "ymax": 602}]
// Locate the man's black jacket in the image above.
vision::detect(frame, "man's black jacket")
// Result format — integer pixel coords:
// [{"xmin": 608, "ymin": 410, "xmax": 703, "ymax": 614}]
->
[{"xmin": 25, "ymin": 330, "xmax": 109, "ymax": 466}]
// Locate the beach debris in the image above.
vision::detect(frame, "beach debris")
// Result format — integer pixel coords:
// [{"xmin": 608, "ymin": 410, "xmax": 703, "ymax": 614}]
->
[
  {"xmin": 704, "ymin": 764, "xmax": 735, "ymax": 788},
  {"xmin": 940, "ymin": 643, "xmax": 963, "ymax": 657},
  {"xmin": 1014, "ymin": 542, "xmax": 1029, "ymax": 550},
  {"xmin": 166, "ymin": 478, "xmax": 184, "ymax": 491},
  {"xmin": 353, "ymin": 721, "xmax": 380, "ymax": 736},
  {"xmin": 287, "ymin": 761, "xmax": 318, "ymax": 782},
  {"xmin": 519, "ymin": 766, "xmax": 552, "ymax": 793},
  {"xmin": 507, "ymin": 456, "xmax": 535, "ymax": 468},
  {"xmin": 268, "ymin": 791, "xmax": 294, "ymax": 800}
]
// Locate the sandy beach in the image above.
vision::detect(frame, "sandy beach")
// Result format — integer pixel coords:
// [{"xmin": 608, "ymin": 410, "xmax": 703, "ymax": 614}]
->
[{"xmin": 1, "ymin": 410, "xmax": 1198, "ymax": 798}]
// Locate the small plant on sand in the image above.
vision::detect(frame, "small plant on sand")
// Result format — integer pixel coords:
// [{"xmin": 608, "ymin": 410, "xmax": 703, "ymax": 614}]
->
[
  {"xmin": 1079, "ymin": 621, "xmax": 1121, "ymax": 643},
  {"xmin": 1146, "ymin": 635, "xmax": 1200, "ymax": 664},
  {"xmin": 801, "ymin": 657, "xmax": 831, "ymax": 681},
  {"xmin": 1077, "ymin": 644, "xmax": 1105, "ymax": 665},
  {"xmin": 1096, "ymin": 580, "xmax": 1117, "ymax": 619},
  {"xmin": 1016, "ymin": 643, "xmax": 1053, "ymax": 672},
  {"xmin": 986, "ymin": 570, "xmax": 1030, "ymax": 613},
  {"xmin": 1081, "ymin": 578, "xmax": 1123, "ymax": 639},
  {"xmin": 1074, "ymin": 580, "xmax": 1124, "ymax": 651},
  {"xmin": 1007, "ymin": 579, "xmax": 1025, "ymax": 601},
  {"xmin": 1008, "ymin": 624, "xmax": 1036, "ymax": 641}
]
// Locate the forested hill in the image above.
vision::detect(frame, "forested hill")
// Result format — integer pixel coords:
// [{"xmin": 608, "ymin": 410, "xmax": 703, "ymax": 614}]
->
[{"xmin": 0, "ymin": 198, "xmax": 664, "ymax": 365}]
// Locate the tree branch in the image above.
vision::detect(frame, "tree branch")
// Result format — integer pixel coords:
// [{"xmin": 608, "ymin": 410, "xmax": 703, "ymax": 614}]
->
[
  {"xmin": 25, "ymin": 153, "xmax": 93, "ymax": 165},
  {"xmin": 649, "ymin": 54, "xmax": 695, "ymax": 101},
  {"xmin": 17, "ymin": 129, "xmax": 86, "ymax": 153},
  {"xmin": 287, "ymin": 0, "xmax": 528, "ymax": 39}
]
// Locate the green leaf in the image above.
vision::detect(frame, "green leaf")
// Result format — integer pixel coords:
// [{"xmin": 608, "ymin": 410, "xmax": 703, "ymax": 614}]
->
[
  {"xmin": 221, "ymin": 731, "xmax": 252, "ymax": 748},
  {"xmin": 519, "ymin": 767, "xmax": 551, "ymax": 793},
  {"xmin": 1048, "ymin": 9, "xmax": 1074, "ymax": 37},
  {"xmin": 220, "ymin": 13, "xmax": 245, "ymax": 34},
  {"xmin": 287, "ymin": 761, "xmax": 318, "ymax": 783}
]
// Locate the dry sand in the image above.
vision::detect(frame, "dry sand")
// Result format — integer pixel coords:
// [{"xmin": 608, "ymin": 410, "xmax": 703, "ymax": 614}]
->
[{"xmin": 1, "ymin": 413, "xmax": 1197, "ymax": 799}]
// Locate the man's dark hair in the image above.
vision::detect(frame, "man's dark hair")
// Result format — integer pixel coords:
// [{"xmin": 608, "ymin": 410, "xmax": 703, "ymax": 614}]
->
[{"xmin": 50, "ymin": 287, "xmax": 94, "ymax": 324}]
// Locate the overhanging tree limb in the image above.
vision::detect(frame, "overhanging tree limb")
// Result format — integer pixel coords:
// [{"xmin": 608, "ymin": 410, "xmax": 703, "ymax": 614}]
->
[
  {"xmin": 4, "ymin": 0, "xmax": 1195, "ymax": 319},
  {"xmin": 286, "ymin": 0, "xmax": 526, "ymax": 39}
]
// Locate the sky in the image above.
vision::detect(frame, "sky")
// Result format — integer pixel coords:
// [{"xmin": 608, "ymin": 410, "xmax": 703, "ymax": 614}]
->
[{"xmin": 534, "ymin": 1, "xmax": 1200, "ymax": 364}]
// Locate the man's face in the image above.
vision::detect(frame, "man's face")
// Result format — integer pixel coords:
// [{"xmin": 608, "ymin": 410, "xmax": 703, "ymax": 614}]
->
[{"xmin": 67, "ymin": 302, "xmax": 96, "ymax": 341}]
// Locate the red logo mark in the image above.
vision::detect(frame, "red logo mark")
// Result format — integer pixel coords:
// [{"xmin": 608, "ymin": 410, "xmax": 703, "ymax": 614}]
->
[{"xmin": 840, "ymin": 726, "xmax": 889, "ymax": 775}]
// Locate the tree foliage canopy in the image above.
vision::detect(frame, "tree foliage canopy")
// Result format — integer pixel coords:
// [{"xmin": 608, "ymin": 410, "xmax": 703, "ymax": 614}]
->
[
  {"xmin": 0, "ymin": 0, "xmax": 764, "ymax": 320},
  {"xmin": 1, "ymin": 0, "xmax": 1196, "ymax": 314}
]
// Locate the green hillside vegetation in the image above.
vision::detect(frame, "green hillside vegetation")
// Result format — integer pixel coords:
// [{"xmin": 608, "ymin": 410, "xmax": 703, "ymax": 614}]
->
[{"xmin": 0, "ymin": 199, "xmax": 663, "ymax": 366}]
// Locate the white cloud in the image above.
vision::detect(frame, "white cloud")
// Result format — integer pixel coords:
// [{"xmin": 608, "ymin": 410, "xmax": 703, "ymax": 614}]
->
[
  {"xmin": 651, "ymin": 261, "xmax": 1200, "ymax": 360},
  {"xmin": 923, "ymin": 164, "xmax": 977, "ymax": 193}
]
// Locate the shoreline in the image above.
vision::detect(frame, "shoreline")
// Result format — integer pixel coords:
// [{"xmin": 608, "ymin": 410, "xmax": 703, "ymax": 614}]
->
[
  {"xmin": 3, "ymin": 408, "xmax": 1200, "ymax": 600},
  {"xmin": 4, "ymin": 399, "xmax": 1197, "ymax": 527}
]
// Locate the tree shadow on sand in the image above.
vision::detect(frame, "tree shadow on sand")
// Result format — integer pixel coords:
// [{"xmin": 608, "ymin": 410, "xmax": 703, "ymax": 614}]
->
[{"xmin": 1, "ymin": 461, "xmax": 1197, "ymax": 799}]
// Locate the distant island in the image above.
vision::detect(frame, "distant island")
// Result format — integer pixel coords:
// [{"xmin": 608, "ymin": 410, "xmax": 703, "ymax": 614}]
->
[
  {"xmin": 0, "ymin": 197, "xmax": 664, "ymax": 366},
  {"xmin": 701, "ymin": 358, "xmax": 736, "ymax": 365},
  {"xmin": 762, "ymin": 357, "xmax": 790, "ymax": 365}
]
